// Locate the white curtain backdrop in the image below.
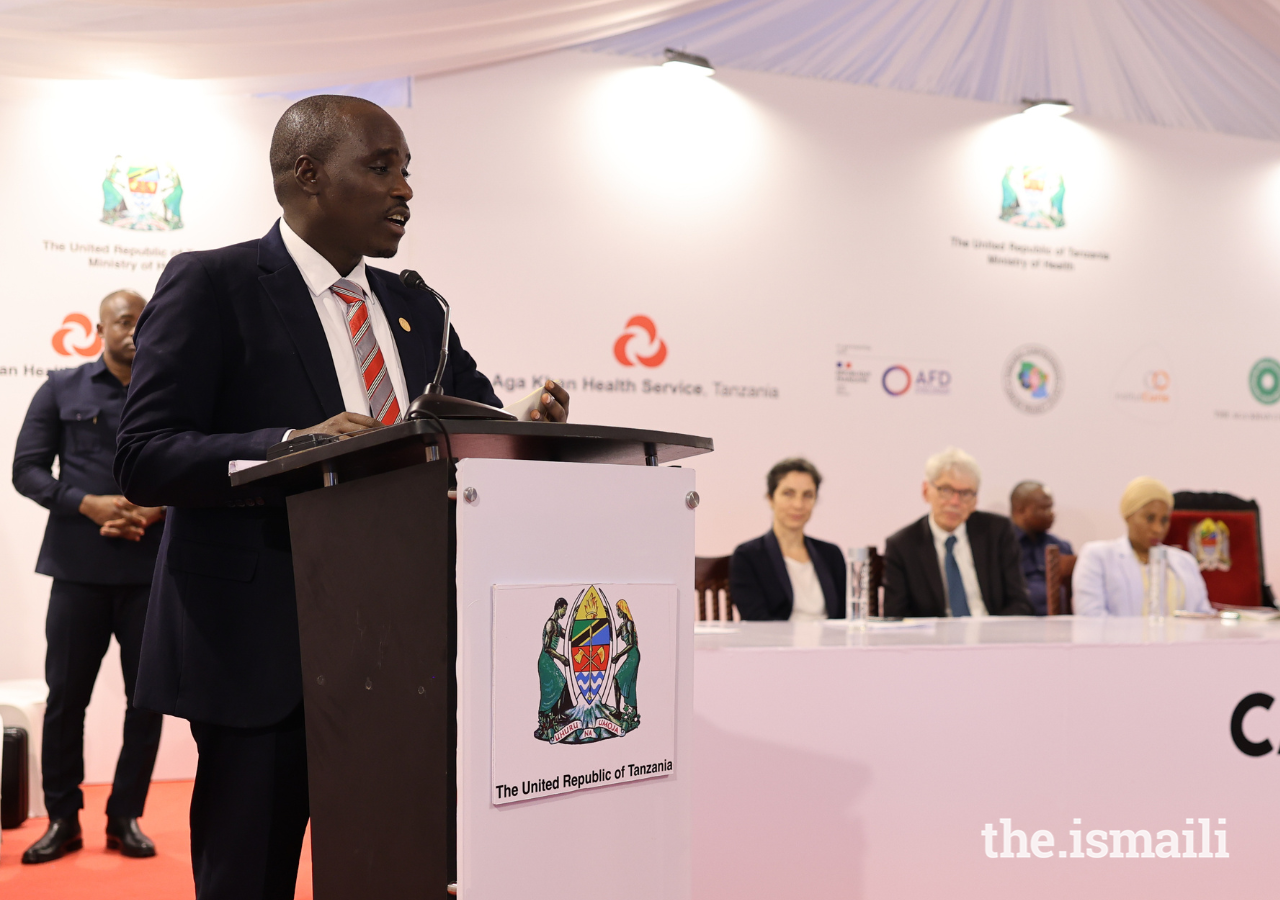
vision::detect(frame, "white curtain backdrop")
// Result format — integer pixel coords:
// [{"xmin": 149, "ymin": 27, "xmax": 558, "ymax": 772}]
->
[
  {"xmin": 0, "ymin": 0, "xmax": 723, "ymax": 86},
  {"xmin": 586, "ymin": 0, "xmax": 1280, "ymax": 140}
]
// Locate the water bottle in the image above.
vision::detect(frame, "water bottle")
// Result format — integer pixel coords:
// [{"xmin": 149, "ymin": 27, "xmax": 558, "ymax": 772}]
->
[
  {"xmin": 1147, "ymin": 545, "xmax": 1168, "ymax": 621},
  {"xmin": 849, "ymin": 547, "xmax": 871, "ymax": 628}
]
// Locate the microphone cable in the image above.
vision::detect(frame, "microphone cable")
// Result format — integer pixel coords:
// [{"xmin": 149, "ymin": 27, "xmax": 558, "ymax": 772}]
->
[{"xmin": 410, "ymin": 408, "xmax": 453, "ymax": 470}]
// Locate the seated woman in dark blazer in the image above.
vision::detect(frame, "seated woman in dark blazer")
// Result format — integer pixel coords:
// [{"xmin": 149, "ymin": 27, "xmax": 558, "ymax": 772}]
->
[{"xmin": 730, "ymin": 458, "xmax": 847, "ymax": 620}]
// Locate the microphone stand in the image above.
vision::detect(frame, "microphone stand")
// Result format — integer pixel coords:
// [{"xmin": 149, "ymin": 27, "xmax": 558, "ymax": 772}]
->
[{"xmin": 399, "ymin": 269, "xmax": 515, "ymax": 421}]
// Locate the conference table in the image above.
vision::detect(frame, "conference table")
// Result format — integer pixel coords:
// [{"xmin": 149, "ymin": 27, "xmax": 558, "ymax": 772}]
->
[{"xmin": 691, "ymin": 616, "xmax": 1278, "ymax": 899}]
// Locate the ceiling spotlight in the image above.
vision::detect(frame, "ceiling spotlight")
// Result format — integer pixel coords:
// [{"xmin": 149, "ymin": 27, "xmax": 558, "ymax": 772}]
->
[
  {"xmin": 1021, "ymin": 98, "xmax": 1074, "ymax": 117},
  {"xmin": 662, "ymin": 48, "xmax": 715, "ymax": 77}
]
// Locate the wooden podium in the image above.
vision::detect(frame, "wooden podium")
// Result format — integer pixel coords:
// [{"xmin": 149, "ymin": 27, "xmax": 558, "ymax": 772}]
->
[{"xmin": 234, "ymin": 420, "xmax": 711, "ymax": 899}]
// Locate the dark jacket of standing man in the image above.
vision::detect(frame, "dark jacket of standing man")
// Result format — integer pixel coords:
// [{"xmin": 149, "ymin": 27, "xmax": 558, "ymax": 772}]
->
[
  {"xmin": 883, "ymin": 447, "xmax": 1032, "ymax": 618},
  {"xmin": 114, "ymin": 95, "xmax": 571, "ymax": 900},
  {"xmin": 12, "ymin": 290, "xmax": 165, "ymax": 865}
]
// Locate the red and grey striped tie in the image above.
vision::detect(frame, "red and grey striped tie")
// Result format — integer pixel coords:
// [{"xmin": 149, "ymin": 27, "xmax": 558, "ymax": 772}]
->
[{"xmin": 331, "ymin": 278, "xmax": 400, "ymax": 425}]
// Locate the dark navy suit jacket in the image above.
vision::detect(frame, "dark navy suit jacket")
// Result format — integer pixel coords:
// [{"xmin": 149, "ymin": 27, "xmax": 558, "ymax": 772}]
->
[
  {"xmin": 883, "ymin": 511, "xmax": 1033, "ymax": 618},
  {"xmin": 13, "ymin": 357, "xmax": 162, "ymax": 584},
  {"xmin": 729, "ymin": 530, "xmax": 847, "ymax": 620},
  {"xmin": 115, "ymin": 222, "xmax": 500, "ymax": 728}
]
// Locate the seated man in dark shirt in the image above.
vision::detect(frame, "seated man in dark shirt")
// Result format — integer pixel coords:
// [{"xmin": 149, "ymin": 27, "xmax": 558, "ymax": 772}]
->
[{"xmin": 1010, "ymin": 481, "xmax": 1073, "ymax": 615}]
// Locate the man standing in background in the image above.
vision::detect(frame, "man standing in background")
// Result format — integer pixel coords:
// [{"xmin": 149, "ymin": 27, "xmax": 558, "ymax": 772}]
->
[
  {"xmin": 1010, "ymin": 481, "xmax": 1073, "ymax": 615},
  {"xmin": 12, "ymin": 289, "xmax": 166, "ymax": 863}
]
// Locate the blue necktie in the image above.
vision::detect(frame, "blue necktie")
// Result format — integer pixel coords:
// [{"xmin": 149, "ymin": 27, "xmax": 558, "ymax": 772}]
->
[{"xmin": 944, "ymin": 534, "xmax": 971, "ymax": 617}]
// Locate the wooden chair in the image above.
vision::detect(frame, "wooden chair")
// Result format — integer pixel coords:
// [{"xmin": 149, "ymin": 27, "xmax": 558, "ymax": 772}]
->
[
  {"xmin": 1045, "ymin": 544, "xmax": 1077, "ymax": 615},
  {"xmin": 857, "ymin": 547, "xmax": 885, "ymax": 617},
  {"xmin": 694, "ymin": 555, "xmax": 738, "ymax": 621}
]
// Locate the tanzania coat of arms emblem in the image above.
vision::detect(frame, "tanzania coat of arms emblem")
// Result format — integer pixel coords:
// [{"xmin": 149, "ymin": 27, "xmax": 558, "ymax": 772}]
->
[
  {"xmin": 1000, "ymin": 165, "xmax": 1065, "ymax": 229},
  {"xmin": 101, "ymin": 156, "xmax": 184, "ymax": 231},
  {"xmin": 536, "ymin": 585, "xmax": 640, "ymax": 745},
  {"xmin": 1188, "ymin": 518, "xmax": 1231, "ymax": 572}
]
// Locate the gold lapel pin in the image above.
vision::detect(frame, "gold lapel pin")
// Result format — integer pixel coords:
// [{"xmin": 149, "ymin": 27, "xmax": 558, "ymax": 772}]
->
[{"xmin": 398, "ymin": 317, "xmax": 411, "ymax": 332}]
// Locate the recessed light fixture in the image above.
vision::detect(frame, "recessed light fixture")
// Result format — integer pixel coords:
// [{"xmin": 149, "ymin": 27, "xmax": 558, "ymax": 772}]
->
[
  {"xmin": 1021, "ymin": 98, "xmax": 1074, "ymax": 117},
  {"xmin": 662, "ymin": 48, "xmax": 715, "ymax": 77}
]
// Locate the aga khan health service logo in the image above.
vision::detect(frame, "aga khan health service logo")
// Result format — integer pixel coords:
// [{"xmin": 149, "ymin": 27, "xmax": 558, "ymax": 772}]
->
[
  {"xmin": 52, "ymin": 314, "xmax": 102, "ymax": 357},
  {"xmin": 1004, "ymin": 344, "xmax": 1062, "ymax": 414},
  {"xmin": 614, "ymin": 315, "xmax": 667, "ymax": 367}
]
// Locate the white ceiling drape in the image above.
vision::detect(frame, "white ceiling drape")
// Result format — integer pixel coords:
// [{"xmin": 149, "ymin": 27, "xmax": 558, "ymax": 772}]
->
[
  {"xmin": 0, "ymin": 0, "xmax": 722, "ymax": 83},
  {"xmin": 586, "ymin": 0, "xmax": 1280, "ymax": 140},
  {"xmin": 6, "ymin": 0, "xmax": 1280, "ymax": 139}
]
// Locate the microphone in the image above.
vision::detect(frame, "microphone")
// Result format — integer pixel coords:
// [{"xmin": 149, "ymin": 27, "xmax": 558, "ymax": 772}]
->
[
  {"xmin": 398, "ymin": 270, "xmax": 515, "ymax": 422},
  {"xmin": 400, "ymin": 270, "xmax": 450, "ymax": 395}
]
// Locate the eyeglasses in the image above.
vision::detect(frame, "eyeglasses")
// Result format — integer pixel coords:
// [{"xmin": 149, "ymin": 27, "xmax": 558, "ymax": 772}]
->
[{"xmin": 932, "ymin": 483, "xmax": 977, "ymax": 502}]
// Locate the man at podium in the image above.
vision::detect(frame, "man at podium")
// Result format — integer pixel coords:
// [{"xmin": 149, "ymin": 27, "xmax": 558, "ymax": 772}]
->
[{"xmin": 115, "ymin": 94, "xmax": 569, "ymax": 900}]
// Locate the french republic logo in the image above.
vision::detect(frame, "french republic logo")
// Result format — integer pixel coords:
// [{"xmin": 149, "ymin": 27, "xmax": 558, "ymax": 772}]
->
[
  {"xmin": 52, "ymin": 314, "xmax": 102, "ymax": 357},
  {"xmin": 1003, "ymin": 344, "xmax": 1063, "ymax": 414},
  {"xmin": 613, "ymin": 315, "xmax": 667, "ymax": 367},
  {"xmin": 536, "ymin": 585, "xmax": 640, "ymax": 745}
]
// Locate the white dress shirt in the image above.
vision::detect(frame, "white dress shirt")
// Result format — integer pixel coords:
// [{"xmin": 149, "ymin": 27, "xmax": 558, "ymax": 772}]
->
[
  {"xmin": 927, "ymin": 516, "xmax": 988, "ymax": 617},
  {"xmin": 278, "ymin": 218, "xmax": 411, "ymax": 421},
  {"xmin": 783, "ymin": 555, "xmax": 827, "ymax": 621}
]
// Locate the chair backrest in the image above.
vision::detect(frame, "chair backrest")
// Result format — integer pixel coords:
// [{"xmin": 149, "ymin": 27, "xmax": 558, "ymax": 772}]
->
[
  {"xmin": 1045, "ymin": 545, "xmax": 1077, "ymax": 615},
  {"xmin": 694, "ymin": 555, "xmax": 737, "ymax": 621},
  {"xmin": 1169, "ymin": 491, "xmax": 1270, "ymax": 608},
  {"xmin": 864, "ymin": 547, "xmax": 885, "ymax": 617}
]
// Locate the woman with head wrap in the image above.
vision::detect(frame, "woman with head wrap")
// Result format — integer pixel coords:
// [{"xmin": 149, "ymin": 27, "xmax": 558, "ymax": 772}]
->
[{"xmin": 1073, "ymin": 477, "xmax": 1212, "ymax": 616}]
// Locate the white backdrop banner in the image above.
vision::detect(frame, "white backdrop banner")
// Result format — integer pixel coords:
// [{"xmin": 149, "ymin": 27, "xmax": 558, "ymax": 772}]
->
[{"xmin": 2, "ymin": 50, "xmax": 1280, "ymax": 774}]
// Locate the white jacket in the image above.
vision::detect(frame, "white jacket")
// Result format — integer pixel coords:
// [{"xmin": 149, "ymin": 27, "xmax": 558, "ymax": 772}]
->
[{"xmin": 1074, "ymin": 536, "xmax": 1212, "ymax": 616}]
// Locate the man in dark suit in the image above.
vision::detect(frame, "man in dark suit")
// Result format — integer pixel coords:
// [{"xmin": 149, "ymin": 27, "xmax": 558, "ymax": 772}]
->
[
  {"xmin": 13, "ymin": 290, "xmax": 165, "ymax": 863},
  {"xmin": 1010, "ymin": 480, "xmax": 1073, "ymax": 615},
  {"xmin": 115, "ymin": 95, "xmax": 569, "ymax": 900},
  {"xmin": 883, "ymin": 447, "xmax": 1032, "ymax": 618}
]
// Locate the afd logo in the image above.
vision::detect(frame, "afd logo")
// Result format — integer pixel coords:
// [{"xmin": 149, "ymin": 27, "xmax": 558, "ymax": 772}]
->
[
  {"xmin": 613, "ymin": 316, "xmax": 667, "ymax": 368},
  {"xmin": 882, "ymin": 365, "xmax": 951, "ymax": 396},
  {"xmin": 52, "ymin": 314, "xmax": 102, "ymax": 357}
]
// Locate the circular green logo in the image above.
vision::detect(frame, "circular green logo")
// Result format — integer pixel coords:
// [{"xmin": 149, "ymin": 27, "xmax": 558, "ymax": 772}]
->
[{"xmin": 1250, "ymin": 358, "xmax": 1280, "ymax": 405}]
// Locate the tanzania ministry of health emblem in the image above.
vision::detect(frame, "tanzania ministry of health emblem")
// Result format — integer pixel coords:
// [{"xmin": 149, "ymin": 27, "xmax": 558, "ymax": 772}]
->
[
  {"xmin": 101, "ymin": 156, "xmax": 184, "ymax": 231},
  {"xmin": 536, "ymin": 585, "xmax": 640, "ymax": 745},
  {"xmin": 1189, "ymin": 518, "xmax": 1232, "ymax": 572},
  {"xmin": 1000, "ymin": 165, "xmax": 1065, "ymax": 229}
]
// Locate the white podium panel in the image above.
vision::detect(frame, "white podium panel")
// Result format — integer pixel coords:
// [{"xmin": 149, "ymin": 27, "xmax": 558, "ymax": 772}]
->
[{"xmin": 456, "ymin": 458, "xmax": 695, "ymax": 899}]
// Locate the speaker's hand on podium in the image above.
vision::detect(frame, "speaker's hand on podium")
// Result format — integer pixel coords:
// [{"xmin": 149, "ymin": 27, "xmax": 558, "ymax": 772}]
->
[
  {"xmin": 292, "ymin": 412, "xmax": 381, "ymax": 438},
  {"xmin": 529, "ymin": 380, "xmax": 570, "ymax": 422}
]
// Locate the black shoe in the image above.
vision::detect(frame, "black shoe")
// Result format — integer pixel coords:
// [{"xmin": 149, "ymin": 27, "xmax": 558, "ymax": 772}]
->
[
  {"xmin": 21, "ymin": 818, "xmax": 83, "ymax": 864},
  {"xmin": 106, "ymin": 816, "xmax": 156, "ymax": 858}
]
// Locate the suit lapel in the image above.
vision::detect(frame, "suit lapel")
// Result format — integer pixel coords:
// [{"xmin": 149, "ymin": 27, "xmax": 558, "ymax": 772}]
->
[
  {"xmin": 368, "ymin": 268, "xmax": 429, "ymax": 401},
  {"xmin": 1117, "ymin": 538, "xmax": 1144, "ymax": 601},
  {"xmin": 806, "ymin": 538, "xmax": 839, "ymax": 617},
  {"xmin": 763, "ymin": 530, "xmax": 793, "ymax": 606},
  {"xmin": 968, "ymin": 515, "xmax": 992, "ymax": 607},
  {"xmin": 919, "ymin": 517, "xmax": 947, "ymax": 613},
  {"xmin": 257, "ymin": 223, "xmax": 344, "ymax": 418}
]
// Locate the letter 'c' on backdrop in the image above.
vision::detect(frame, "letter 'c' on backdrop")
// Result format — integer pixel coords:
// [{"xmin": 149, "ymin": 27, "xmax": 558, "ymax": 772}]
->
[{"xmin": 1231, "ymin": 692, "xmax": 1274, "ymax": 756}]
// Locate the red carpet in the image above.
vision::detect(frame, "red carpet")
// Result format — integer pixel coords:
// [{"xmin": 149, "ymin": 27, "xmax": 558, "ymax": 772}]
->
[{"xmin": 0, "ymin": 781, "xmax": 313, "ymax": 899}]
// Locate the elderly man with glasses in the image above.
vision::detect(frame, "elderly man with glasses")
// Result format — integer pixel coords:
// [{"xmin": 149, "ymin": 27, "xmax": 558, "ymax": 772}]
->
[{"xmin": 882, "ymin": 447, "xmax": 1033, "ymax": 618}]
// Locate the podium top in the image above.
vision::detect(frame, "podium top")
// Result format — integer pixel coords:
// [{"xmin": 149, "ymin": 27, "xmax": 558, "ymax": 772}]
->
[{"xmin": 231, "ymin": 419, "xmax": 713, "ymax": 493}]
